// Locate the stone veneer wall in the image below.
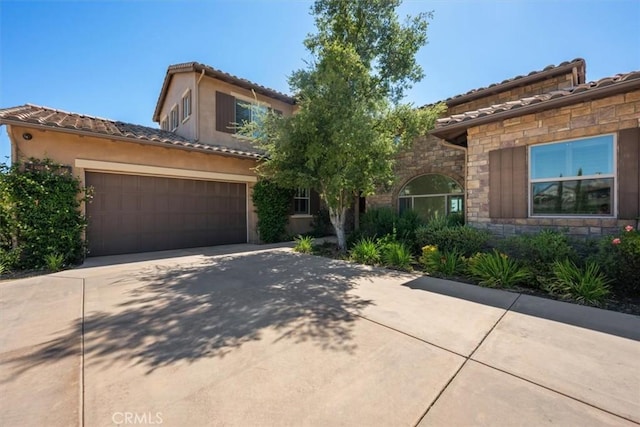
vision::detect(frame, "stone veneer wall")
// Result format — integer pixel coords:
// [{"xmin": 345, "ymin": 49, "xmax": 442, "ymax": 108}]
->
[
  {"xmin": 367, "ymin": 134, "xmax": 465, "ymax": 211},
  {"xmin": 447, "ymin": 73, "xmax": 577, "ymax": 116},
  {"xmin": 466, "ymin": 89, "xmax": 640, "ymax": 238}
]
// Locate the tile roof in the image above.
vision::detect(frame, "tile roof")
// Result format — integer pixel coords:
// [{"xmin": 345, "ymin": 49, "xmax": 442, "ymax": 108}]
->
[
  {"xmin": 0, "ymin": 104, "xmax": 266, "ymax": 160},
  {"xmin": 152, "ymin": 62, "xmax": 296, "ymax": 122},
  {"xmin": 434, "ymin": 70, "xmax": 640, "ymax": 130},
  {"xmin": 440, "ymin": 58, "xmax": 586, "ymax": 108}
]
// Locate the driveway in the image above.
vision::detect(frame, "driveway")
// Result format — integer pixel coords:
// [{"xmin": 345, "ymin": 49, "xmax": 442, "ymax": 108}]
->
[{"xmin": 1, "ymin": 244, "xmax": 639, "ymax": 426}]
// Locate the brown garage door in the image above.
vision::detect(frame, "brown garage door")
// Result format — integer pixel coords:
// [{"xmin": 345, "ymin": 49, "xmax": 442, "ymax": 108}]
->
[{"xmin": 86, "ymin": 172, "xmax": 247, "ymax": 256}]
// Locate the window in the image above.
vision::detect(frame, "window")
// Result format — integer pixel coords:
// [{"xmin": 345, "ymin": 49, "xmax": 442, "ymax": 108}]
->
[
  {"xmin": 398, "ymin": 174, "xmax": 464, "ymax": 220},
  {"xmin": 294, "ymin": 188, "xmax": 310, "ymax": 215},
  {"xmin": 170, "ymin": 105, "xmax": 179, "ymax": 131},
  {"xmin": 160, "ymin": 116, "xmax": 168, "ymax": 131},
  {"xmin": 530, "ymin": 135, "xmax": 614, "ymax": 216},
  {"xmin": 182, "ymin": 90, "xmax": 191, "ymax": 121},
  {"xmin": 235, "ymin": 98, "xmax": 267, "ymax": 133}
]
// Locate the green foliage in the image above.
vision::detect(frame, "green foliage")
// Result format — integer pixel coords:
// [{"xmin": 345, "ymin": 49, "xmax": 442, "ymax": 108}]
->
[
  {"xmin": 419, "ymin": 245, "xmax": 466, "ymax": 276},
  {"xmin": 590, "ymin": 226, "xmax": 640, "ymax": 297},
  {"xmin": 349, "ymin": 237, "xmax": 381, "ymax": 265},
  {"xmin": 244, "ymin": 1, "xmax": 442, "ymax": 250},
  {"xmin": 468, "ymin": 250, "xmax": 530, "ymax": 288},
  {"xmin": 0, "ymin": 160, "xmax": 88, "ymax": 270},
  {"xmin": 252, "ymin": 180, "xmax": 294, "ymax": 243},
  {"xmin": 44, "ymin": 253, "xmax": 65, "ymax": 272},
  {"xmin": 311, "ymin": 208, "xmax": 331, "ymax": 237},
  {"xmin": 497, "ymin": 230, "xmax": 576, "ymax": 288},
  {"xmin": 381, "ymin": 240, "xmax": 413, "ymax": 271},
  {"xmin": 546, "ymin": 259, "xmax": 610, "ymax": 305},
  {"xmin": 293, "ymin": 235, "xmax": 314, "ymax": 254},
  {"xmin": 415, "ymin": 224, "xmax": 488, "ymax": 257},
  {"xmin": 359, "ymin": 207, "xmax": 424, "ymax": 250}
]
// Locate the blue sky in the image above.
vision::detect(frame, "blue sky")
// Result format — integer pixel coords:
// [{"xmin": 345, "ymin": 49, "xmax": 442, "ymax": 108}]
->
[{"xmin": 1, "ymin": 0, "xmax": 639, "ymax": 164}]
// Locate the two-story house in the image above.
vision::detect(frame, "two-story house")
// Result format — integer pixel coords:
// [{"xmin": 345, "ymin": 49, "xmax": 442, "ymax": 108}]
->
[{"xmin": 1, "ymin": 58, "xmax": 638, "ymax": 256}]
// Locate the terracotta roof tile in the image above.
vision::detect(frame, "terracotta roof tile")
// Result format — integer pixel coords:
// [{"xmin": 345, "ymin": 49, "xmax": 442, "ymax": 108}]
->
[
  {"xmin": 0, "ymin": 104, "xmax": 266, "ymax": 160},
  {"xmin": 435, "ymin": 71, "xmax": 640, "ymax": 129}
]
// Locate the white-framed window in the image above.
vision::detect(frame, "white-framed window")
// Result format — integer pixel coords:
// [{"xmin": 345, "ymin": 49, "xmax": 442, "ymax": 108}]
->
[
  {"xmin": 398, "ymin": 174, "xmax": 464, "ymax": 220},
  {"xmin": 160, "ymin": 116, "xmax": 169, "ymax": 131},
  {"xmin": 294, "ymin": 188, "xmax": 310, "ymax": 215},
  {"xmin": 182, "ymin": 90, "xmax": 191, "ymax": 122},
  {"xmin": 170, "ymin": 104, "xmax": 179, "ymax": 131},
  {"xmin": 529, "ymin": 134, "xmax": 615, "ymax": 216}
]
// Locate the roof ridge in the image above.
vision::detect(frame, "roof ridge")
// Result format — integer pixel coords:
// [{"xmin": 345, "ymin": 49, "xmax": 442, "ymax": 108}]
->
[{"xmin": 24, "ymin": 103, "xmax": 116, "ymax": 123}]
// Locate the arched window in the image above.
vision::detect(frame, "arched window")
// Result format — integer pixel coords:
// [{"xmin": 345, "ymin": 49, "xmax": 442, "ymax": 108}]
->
[{"xmin": 398, "ymin": 174, "xmax": 464, "ymax": 220}]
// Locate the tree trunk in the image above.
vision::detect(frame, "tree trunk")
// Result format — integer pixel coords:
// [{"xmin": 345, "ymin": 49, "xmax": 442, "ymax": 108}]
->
[{"xmin": 328, "ymin": 206, "xmax": 347, "ymax": 251}]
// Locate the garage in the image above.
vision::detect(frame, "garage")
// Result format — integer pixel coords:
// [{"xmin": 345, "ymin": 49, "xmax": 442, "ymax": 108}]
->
[{"xmin": 86, "ymin": 172, "xmax": 247, "ymax": 256}]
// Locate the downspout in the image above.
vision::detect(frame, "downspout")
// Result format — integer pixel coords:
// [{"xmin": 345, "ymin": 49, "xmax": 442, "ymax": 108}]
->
[
  {"xmin": 195, "ymin": 69, "xmax": 205, "ymax": 142},
  {"xmin": 439, "ymin": 138, "xmax": 468, "ymax": 224}
]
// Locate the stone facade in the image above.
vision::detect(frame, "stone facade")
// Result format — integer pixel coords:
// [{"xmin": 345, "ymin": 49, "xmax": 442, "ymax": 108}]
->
[
  {"xmin": 366, "ymin": 134, "xmax": 465, "ymax": 210},
  {"xmin": 466, "ymin": 89, "xmax": 640, "ymax": 237}
]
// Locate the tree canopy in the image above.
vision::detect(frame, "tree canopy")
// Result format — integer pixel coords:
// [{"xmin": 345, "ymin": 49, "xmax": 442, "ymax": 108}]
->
[{"xmin": 246, "ymin": 0, "xmax": 445, "ymax": 249}]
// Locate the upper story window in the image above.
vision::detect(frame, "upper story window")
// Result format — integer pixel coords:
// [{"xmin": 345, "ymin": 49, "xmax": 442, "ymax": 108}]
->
[
  {"xmin": 235, "ymin": 98, "xmax": 267, "ymax": 130},
  {"xmin": 530, "ymin": 135, "xmax": 615, "ymax": 216},
  {"xmin": 182, "ymin": 90, "xmax": 191, "ymax": 122},
  {"xmin": 160, "ymin": 116, "xmax": 169, "ymax": 131},
  {"xmin": 294, "ymin": 188, "xmax": 310, "ymax": 215},
  {"xmin": 170, "ymin": 105, "xmax": 179, "ymax": 131}
]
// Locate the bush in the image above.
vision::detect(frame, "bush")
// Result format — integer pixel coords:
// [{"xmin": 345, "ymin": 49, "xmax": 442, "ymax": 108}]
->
[
  {"xmin": 468, "ymin": 250, "xmax": 530, "ymax": 288},
  {"xmin": 415, "ymin": 224, "xmax": 488, "ymax": 257},
  {"xmin": 590, "ymin": 226, "xmax": 640, "ymax": 297},
  {"xmin": 44, "ymin": 253, "xmax": 65, "ymax": 272},
  {"xmin": 311, "ymin": 208, "xmax": 331, "ymax": 237},
  {"xmin": 350, "ymin": 237, "xmax": 381, "ymax": 265},
  {"xmin": 381, "ymin": 241, "xmax": 413, "ymax": 271},
  {"xmin": 360, "ymin": 207, "xmax": 397, "ymax": 238},
  {"xmin": 546, "ymin": 259, "xmax": 610, "ymax": 305},
  {"xmin": 497, "ymin": 230, "xmax": 576, "ymax": 288},
  {"xmin": 419, "ymin": 245, "xmax": 466, "ymax": 276},
  {"xmin": 293, "ymin": 235, "xmax": 314, "ymax": 254},
  {"xmin": 252, "ymin": 180, "xmax": 294, "ymax": 243},
  {"xmin": 0, "ymin": 160, "xmax": 89, "ymax": 270}
]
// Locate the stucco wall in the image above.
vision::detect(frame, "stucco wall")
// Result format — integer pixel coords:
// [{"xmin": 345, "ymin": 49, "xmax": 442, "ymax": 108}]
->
[
  {"xmin": 466, "ymin": 89, "xmax": 640, "ymax": 237},
  {"xmin": 157, "ymin": 73, "xmax": 197, "ymax": 140},
  {"xmin": 9, "ymin": 124, "xmax": 261, "ymax": 243}
]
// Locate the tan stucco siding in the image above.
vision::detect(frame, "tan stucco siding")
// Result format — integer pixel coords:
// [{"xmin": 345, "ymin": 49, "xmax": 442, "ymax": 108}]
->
[
  {"xmin": 9, "ymin": 125, "xmax": 260, "ymax": 243},
  {"xmin": 158, "ymin": 72, "xmax": 197, "ymax": 140},
  {"xmin": 197, "ymin": 77, "xmax": 295, "ymax": 146}
]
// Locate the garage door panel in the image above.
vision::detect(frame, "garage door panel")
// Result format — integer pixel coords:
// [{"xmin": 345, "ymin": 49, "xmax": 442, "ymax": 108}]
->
[{"xmin": 86, "ymin": 172, "xmax": 247, "ymax": 256}]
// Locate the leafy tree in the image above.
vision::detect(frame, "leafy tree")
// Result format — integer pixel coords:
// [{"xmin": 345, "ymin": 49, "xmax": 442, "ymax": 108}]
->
[{"xmin": 244, "ymin": 0, "xmax": 445, "ymax": 250}]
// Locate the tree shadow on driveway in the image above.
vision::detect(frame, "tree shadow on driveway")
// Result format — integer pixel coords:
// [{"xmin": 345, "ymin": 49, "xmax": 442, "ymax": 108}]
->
[{"xmin": 3, "ymin": 250, "xmax": 409, "ymax": 378}]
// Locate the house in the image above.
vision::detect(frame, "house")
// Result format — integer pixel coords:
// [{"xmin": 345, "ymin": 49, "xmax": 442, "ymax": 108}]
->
[
  {"xmin": 1, "ymin": 58, "xmax": 638, "ymax": 256},
  {"xmin": 0, "ymin": 63, "xmax": 318, "ymax": 256},
  {"xmin": 368, "ymin": 58, "xmax": 640, "ymax": 237}
]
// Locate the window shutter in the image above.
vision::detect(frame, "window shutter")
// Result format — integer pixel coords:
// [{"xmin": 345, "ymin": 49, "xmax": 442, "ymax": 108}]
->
[
  {"xmin": 618, "ymin": 127, "xmax": 640, "ymax": 219},
  {"xmin": 216, "ymin": 91, "xmax": 235, "ymax": 133},
  {"xmin": 310, "ymin": 190, "xmax": 321, "ymax": 215},
  {"xmin": 489, "ymin": 146, "xmax": 527, "ymax": 219}
]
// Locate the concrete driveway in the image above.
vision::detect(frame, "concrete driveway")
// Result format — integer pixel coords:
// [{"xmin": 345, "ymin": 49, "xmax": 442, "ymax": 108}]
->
[{"xmin": 1, "ymin": 244, "xmax": 639, "ymax": 426}]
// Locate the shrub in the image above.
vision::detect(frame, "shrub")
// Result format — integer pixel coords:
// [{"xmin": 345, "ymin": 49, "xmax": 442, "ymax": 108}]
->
[
  {"xmin": 497, "ymin": 229, "xmax": 576, "ymax": 288},
  {"xmin": 419, "ymin": 245, "xmax": 466, "ymax": 276},
  {"xmin": 0, "ymin": 159, "xmax": 89, "ymax": 270},
  {"xmin": 350, "ymin": 237, "xmax": 381, "ymax": 265},
  {"xmin": 360, "ymin": 207, "xmax": 397, "ymax": 238},
  {"xmin": 415, "ymin": 224, "xmax": 488, "ymax": 257},
  {"xmin": 468, "ymin": 250, "xmax": 530, "ymax": 288},
  {"xmin": 293, "ymin": 235, "xmax": 314, "ymax": 254},
  {"xmin": 546, "ymin": 259, "xmax": 610, "ymax": 305},
  {"xmin": 44, "ymin": 253, "xmax": 65, "ymax": 272},
  {"xmin": 252, "ymin": 180, "xmax": 294, "ymax": 243},
  {"xmin": 311, "ymin": 208, "xmax": 331, "ymax": 237},
  {"xmin": 381, "ymin": 241, "xmax": 413, "ymax": 271},
  {"xmin": 590, "ymin": 226, "xmax": 640, "ymax": 297}
]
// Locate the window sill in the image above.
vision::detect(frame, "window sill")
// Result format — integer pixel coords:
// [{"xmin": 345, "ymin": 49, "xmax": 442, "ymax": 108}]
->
[
  {"xmin": 290, "ymin": 214, "xmax": 313, "ymax": 219},
  {"xmin": 181, "ymin": 115, "xmax": 190, "ymax": 124},
  {"xmin": 529, "ymin": 215, "xmax": 616, "ymax": 219}
]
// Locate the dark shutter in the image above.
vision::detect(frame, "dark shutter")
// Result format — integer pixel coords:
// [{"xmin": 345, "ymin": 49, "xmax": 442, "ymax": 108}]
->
[
  {"xmin": 618, "ymin": 127, "xmax": 640, "ymax": 219},
  {"xmin": 216, "ymin": 91, "xmax": 235, "ymax": 133},
  {"xmin": 310, "ymin": 190, "xmax": 321, "ymax": 215},
  {"xmin": 489, "ymin": 146, "xmax": 527, "ymax": 219}
]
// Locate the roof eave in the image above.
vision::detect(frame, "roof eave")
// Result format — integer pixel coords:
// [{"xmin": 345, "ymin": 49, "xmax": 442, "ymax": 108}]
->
[
  {"xmin": 430, "ymin": 78, "xmax": 640, "ymax": 142},
  {"xmin": 0, "ymin": 118, "xmax": 266, "ymax": 161}
]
